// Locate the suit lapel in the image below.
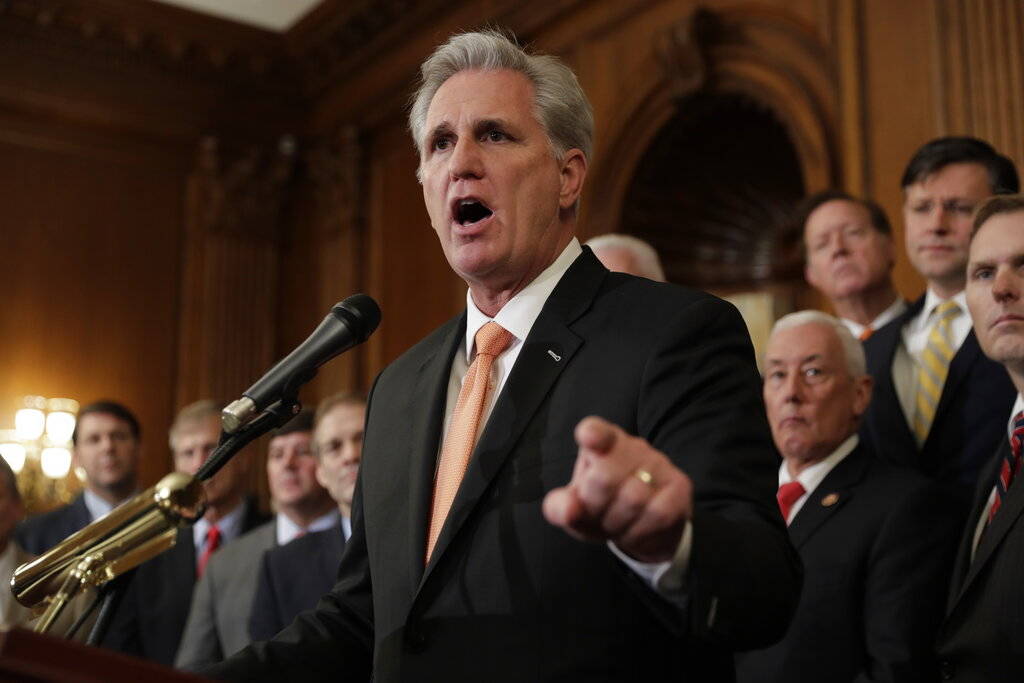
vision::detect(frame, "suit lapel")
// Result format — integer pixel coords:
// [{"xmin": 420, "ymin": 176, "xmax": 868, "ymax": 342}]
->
[
  {"xmin": 953, "ymin": 439, "xmax": 1023, "ymax": 605},
  {"xmin": 406, "ymin": 316, "xmax": 465, "ymax": 585},
  {"xmin": 419, "ymin": 249, "xmax": 605, "ymax": 585},
  {"xmin": 866, "ymin": 299, "xmax": 921, "ymax": 460},
  {"xmin": 925, "ymin": 332, "xmax": 982, "ymax": 452},
  {"xmin": 787, "ymin": 446, "xmax": 867, "ymax": 548}
]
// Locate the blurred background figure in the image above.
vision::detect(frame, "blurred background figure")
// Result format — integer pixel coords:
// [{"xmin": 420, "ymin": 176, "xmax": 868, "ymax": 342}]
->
[
  {"xmin": 250, "ymin": 393, "xmax": 366, "ymax": 641},
  {"xmin": 0, "ymin": 455, "xmax": 31, "ymax": 629},
  {"xmin": 102, "ymin": 400, "xmax": 268, "ymax": 666},
  {"xmin": 799, "ymin": 190, "xmax": 905, "ymax": 340},
  {"xmin": 861, "ymin": 136, "xmax": 1019, "ymax": 514},
  {"xmin": 585, "ymin": 233, "xmax": 666, "ymax": 281},
  {"xmin": 16, "ymin": 400, "xmax": 141, "ymax": 555},
  {"xmin": 176, "ymin": 409, "xmax": 337, "ymax": 670},
  {"xmin": 737, "ymin": 311, "xmax": 957, "ymax": 681}
]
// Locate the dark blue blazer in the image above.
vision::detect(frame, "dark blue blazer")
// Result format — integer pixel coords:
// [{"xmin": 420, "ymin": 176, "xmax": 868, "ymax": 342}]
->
[
  {"xmin": 938, "ymin": 437, "xmax": 1024, "ymax": 679},
  {"xmin": 736, "ymin": 442, "xmax": 960, "ymax": 682},
  {"xmin": 861, "ymin": 295, "xmax": 1015, "ymax": 504},
  {"xmin": 15, "ymin": 493, "xmax": 91, "ymax": 554},
  {"xmin": 101, "ymin": 499, "xmax": 269, "ymax": 667},
  {"xmin": 249, "ymin": 523, "xmax": 347, "ymax": 642}
]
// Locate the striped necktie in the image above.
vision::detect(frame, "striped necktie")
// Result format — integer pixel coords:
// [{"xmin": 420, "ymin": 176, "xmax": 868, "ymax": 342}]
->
[
  {"xmin": 988, "ymin": 412, "xmax": 1024, "ymax": 524},
  {"xmin": 912, "ymin": 300, "xmax": 961, "ymax": 446}
]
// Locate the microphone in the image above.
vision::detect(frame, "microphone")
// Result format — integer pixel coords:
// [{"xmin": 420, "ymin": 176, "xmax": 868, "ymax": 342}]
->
[{"xmin": 222, "ymin": 294, "xmax": 381, "ymax": 433}]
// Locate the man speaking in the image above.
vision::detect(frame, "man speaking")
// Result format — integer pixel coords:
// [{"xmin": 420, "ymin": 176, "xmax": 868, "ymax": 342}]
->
[{"xmin": 206, "ymin": 30, "xmax": 799, "ymax": 681}]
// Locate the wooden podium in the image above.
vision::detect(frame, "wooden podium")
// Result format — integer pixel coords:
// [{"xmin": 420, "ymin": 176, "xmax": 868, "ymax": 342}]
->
[{"xmin": 0, "ymin": 628, "xmax": 210, "ymax": 683}]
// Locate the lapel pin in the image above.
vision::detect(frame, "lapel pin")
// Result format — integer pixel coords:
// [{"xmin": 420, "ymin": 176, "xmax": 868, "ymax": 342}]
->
[
  {"xmin": 547, "ymin": 350, "xmax": 562, "ymax": 362},
  {"xmin": 821, "ymin": 493, "xmax": 840, "ymax": 507}
]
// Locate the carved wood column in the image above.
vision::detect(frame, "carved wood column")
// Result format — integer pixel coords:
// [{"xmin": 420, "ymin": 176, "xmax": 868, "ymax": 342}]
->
[{"xmin": 176, "ymin": 135, "xmax": 297, "ymax": 407}]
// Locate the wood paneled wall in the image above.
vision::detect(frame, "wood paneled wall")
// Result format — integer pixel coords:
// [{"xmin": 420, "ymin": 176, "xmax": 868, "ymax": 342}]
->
[{"xmin": 3, "ymin": 0, "xmax": 1023, "ymax": 495}]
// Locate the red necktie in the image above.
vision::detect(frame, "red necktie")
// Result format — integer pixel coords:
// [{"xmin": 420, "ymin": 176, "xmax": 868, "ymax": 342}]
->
[
  {"xmin": 777, "ymin": 481, "xmax": 806, "ymax": 524},
  {"xmin": 988, "ymin": 411, "xmax": 1024, "ymax": 523},
  {"xmin": 197, "ymin": 525, "xmax": 222, "ymax": 577}
]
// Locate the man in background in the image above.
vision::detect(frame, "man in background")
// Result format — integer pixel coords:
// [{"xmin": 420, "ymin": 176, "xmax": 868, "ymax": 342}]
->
[
  {"xmin": 800, "ymin": 190, "xmax": 905, "ymax": 340},
  {"xmin": 16, "ymin": 400, "xmax": 141, "ymax": 554},
  {"xmin": 249, "ymin": 393, "xmax": 366, "ymax": 641},
  {"xmin": 585, "ymin": 233, "xmax": 666, "ymax": 281},
  {"xmin": 737, "ymin": 311, "xmax": 957, "ymax": 681},
  {"xmin": 102, "ymin": 399, "xmax": 267, "ymax": 666},
  {"xmin": 0, "ymin": 455, "xmax": 32, "ymax": 629},
  {"xmin": 861, "ymin": 137, "xmax": 1019, "ymax": 505},
  {"xmin": 176, "ymin": 409, "xmax": 338, "ymax": 669},
  {"xmin": 937, "ymin": 194, "xmax": 1024, "ymax": 677}
]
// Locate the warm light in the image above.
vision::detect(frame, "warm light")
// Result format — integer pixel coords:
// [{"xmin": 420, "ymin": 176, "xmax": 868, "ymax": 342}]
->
[
  {"xmin": 0, "ymin": 442, "xmax": 26, "ymax": 474},
  {"xmin": 40, "ymin": 447, "xmax": 72, "ymax": 479},
  {"xmin": 45, "ymin": 411, "xmax": 77, "ymax": 444},
  {"xmin": 15, "ymin": 408, "xmax": 45, "ymax": 441}
]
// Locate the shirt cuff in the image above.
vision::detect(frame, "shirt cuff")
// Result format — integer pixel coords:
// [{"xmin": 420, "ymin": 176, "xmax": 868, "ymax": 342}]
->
[{"xmin": 607, "ymin": 520, "xmax": 692, "ymax": 600}]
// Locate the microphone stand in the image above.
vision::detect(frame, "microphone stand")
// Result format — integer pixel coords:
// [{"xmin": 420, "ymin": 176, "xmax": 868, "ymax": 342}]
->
[{"xmin": 80, "ymin": 396, "xmax": 303, "ymax": 647}]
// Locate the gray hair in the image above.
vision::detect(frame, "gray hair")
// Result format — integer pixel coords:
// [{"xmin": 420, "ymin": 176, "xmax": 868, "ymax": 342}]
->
[
  {"xmin": 408, "ymin": 30, "xmax": 594, "ymax": 169},
  {"xmin": 769, "ymin": 310, "xmax": 867, "ymax": 378},
  {"xmin": 585, "ymin": 233, "xmax": 667, "ymax": 281}
]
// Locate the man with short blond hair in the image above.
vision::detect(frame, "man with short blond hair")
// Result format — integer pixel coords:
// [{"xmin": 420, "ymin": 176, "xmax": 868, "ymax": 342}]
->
[{"xmin": 938, "ymin": 194, "xmax": 1024, "ymax": 678}]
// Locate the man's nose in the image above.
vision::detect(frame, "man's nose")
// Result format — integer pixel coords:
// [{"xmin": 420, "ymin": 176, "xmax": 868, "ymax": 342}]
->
[
  {"xmin": 449, "ymin": 138, "xmax": 483, "ymax": 180},
  {"xmin": 930, "ymin": 207, "xmax": 951, "ymax": 233},
  {"xmin": 993, "ymin": 267, "xmax": 1020, "ymax": 301},
  {"xmin": 782, "ymin": 374, "xmax": 804, "ymax": 403}
]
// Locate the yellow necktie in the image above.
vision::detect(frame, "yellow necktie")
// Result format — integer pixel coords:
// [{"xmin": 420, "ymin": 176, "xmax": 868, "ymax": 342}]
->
[
  {"xmin": 912, "ymin": 300, "xmax": 961, "ymax": 446},
  {"xmin": 426, "ymin": 321, "xmax": 513, "ymax": 562}
]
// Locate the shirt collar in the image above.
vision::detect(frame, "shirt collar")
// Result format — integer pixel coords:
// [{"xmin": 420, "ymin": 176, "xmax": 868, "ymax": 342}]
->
[
  {"xmin": 463, "ymin": 238, "xmax": 583, "ymax": 361},
  {"xmin": 1009, "ymin": 394, "xmax": 1024, "ymax": 439},
  {"xmin": 779, "ymin": 434, "xmax": 858, "ymax": 494},
  {"xmin": 193, "ymin": 498, "xmax": 249, "ymax": 549},
  {"xmin": 276, "ymin": 508, "xmax": 342, "ymax": 545},
  {"xmin": 82, "ymin": 488, "xmax": 119, "ymax": 522},
  {"xmin": 916, "ymin": 288, "xmax": 968, "ymax": 330}
]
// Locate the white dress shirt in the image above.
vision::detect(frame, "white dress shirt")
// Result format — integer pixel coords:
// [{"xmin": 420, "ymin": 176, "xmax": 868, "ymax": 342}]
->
[
  {"xmin": 83, "ymin": 488, "xmax": 122, "ymax": 522},
  {"xmin": 841, "ymin": 297, "xmax": 907, "ymax": 339},
  {"xmin": 971, "ymin": 393, "xmax": 1024, "ymax": 558},
  {"xmin": 276, "ymin": 508, "xmax": 341, "ymax": 546},
  {"xmin": 193, "ymin": 498, "xmax": 250, "ymax": 558},
  {"xmin": 442, "ymin": 238, "xmax": 691, "ymax": 598},
  {"xmin": 893, "ymin": 289, "xmax": 972, "ymax": 427},
  {"xmin": 778, "ymin": 435, "xmax": 858, "ymax": 524}
]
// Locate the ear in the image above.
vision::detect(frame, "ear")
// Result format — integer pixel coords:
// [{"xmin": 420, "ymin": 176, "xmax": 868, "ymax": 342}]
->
[
  {"xmin": 852, "ymin": 374, "xmax": 873, "ymax": 419},
  {"xmin": 558, "ymin": 149, "xmax": 587, "ymax": 210}
]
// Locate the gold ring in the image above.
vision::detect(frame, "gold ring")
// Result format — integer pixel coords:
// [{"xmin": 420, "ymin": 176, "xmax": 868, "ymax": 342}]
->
[{"xmin": 634, "ymin": 468, "xmax": 654, "ymax": 486}]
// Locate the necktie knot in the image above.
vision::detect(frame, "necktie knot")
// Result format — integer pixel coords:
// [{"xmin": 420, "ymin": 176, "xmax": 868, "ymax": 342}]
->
[
  {"xmin": 197, "ymin": 525, "xmax": 222, "ymax": 577},
  {"xmin": 933, "ymin": 299, "xmax": 961, "ymax": 321},
  {"xmin": 777, "ymin": 481, "xmax": 806, "ymax": 523},
  {"xmin": 858, "ymin": 326, "xmax": 874, "ymax": 342},
  {"xmin": 206, "ymin": 524, "xmax": 221, "ymax": 547},
  {"xmin": 474, "ymin": 321, "xmax": 513, "ymax": 359}
]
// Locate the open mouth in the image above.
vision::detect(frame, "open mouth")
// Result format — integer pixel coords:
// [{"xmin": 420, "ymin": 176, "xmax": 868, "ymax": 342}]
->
[{"xmin": 453, "ymin": 198, "xmax": 493, "ymax": 226}]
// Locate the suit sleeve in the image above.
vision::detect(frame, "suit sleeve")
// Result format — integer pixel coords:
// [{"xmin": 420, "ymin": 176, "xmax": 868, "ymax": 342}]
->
[
  {"xmin": 638, "ymin": 296, "xmax": 801, "ymax": 648},
  {"xmin": 855, "ymin": 480, "xmax": 960, "ymax": 683},
  {"xmin": 175, "ymin": 561, "xmax": 225, "ymax": 670},
  {"xmin": 248, "ymin": 551, "xmax": 283, "ymax": 642}
]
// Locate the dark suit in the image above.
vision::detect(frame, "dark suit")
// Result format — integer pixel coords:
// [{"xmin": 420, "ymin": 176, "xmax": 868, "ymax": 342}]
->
[
  {"xmin": 207, "ymin": 248, "xmax": 801, "ymax": 682},
  {"xmin": 735, "ymin": 442, "xmax": 959, "ymax": 682},
  {"xmin": 937, "ymin": 436, "xmax": 1024, "ymax": 681},
  {"xmin": 100, "ymin": 500, "xmax": 269, "ymax": 667},
  {"xmin": 15, "ymin": 493, "xmax": 91, "ymax": 555},
  {"xmin": 861, "ymin": 296, "xmax": 1015, "ymax": 501},
  {"xmin": 249, "ymin": 524, "xmax": 346, "ymax": 641}
]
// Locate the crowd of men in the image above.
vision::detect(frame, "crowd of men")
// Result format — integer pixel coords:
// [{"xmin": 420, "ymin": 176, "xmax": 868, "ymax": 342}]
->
[{"xmin": 4, "ymin": 28, "xmax": 1023, "ymax": 683}]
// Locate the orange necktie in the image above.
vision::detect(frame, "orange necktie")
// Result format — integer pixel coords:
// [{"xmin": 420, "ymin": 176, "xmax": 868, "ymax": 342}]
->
[
  {"xmin": 426, "ymin": 321, "xmax": 513, "ymax": 563},
  {"xmin": 858, "ymin": 327, "xmax": 874, "ymax": 342}
]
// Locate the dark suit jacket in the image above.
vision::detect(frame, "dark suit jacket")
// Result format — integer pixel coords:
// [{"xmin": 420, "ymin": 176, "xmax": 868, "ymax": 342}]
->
[
  {"xmin": 735, "ymin": 442, "xmax": 959, "ymax": 683},
  {"xmin": 101, "ymin": 499, "xmax": 269, "ymax": 667},
  {"xmin": 861, "ymin": 296, "xmax": 1015, "ymax": 503},
  {"xmin": 249, "ymin": 524, "xmax": 346, "ymax": 641},
  {"xmin": 15, "ymin": 493, "xmax": 91, "ymax": 555},
  {"xmin": 937, "ymin": 436, "xmax": 1024, "ymax": 681},
  {"xmin": 207, "ymin": 248, "xmax": 801, "ymax": 682}
]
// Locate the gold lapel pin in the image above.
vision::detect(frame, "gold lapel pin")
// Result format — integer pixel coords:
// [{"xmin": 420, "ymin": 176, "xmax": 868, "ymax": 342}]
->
[{"xmin": 821, "ymin": 493, "xmax": 840, "ymax": 507}]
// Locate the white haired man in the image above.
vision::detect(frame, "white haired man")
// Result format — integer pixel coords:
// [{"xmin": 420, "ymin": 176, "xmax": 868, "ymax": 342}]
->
[
  {"xmin": 736, "ymin": 311, "xmax": 958, "ymax": 681},
  {"xmin": 586, "ymin": 233, "xmax": 666, "ymax": 281},
  {"xmin": 206, "ymin": 30, "xmax": 798, "ymax": 682}
]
